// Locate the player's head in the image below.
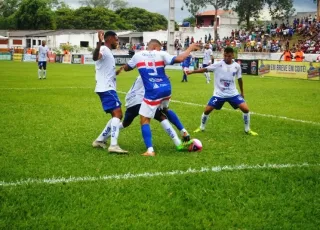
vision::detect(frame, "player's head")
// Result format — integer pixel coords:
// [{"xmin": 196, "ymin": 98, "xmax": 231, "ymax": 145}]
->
[
  {"xmin": 104, "ymin": 31, "xmax": 118, "ymax": 49},
  {"xmin": 224, "ymin": 47, "xmax": 234, "ymax": 64},
  {"xmin": 42, "ymin": 40, "xmax": 46, "ymax": 46},
  {"xmin": 148, "ymin": 39, "xmax": 162, "ymax": 51},
  {"xmin": 205, "ymin": 43, "xmax": 209, "ymax": 49}
]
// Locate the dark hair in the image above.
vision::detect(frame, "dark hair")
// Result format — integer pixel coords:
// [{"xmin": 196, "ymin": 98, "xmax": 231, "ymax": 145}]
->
[
  {"xmin": 104, "ymin": 31, "xmax": 117, "ymax": 40},
  {"xmin": 224, "ymin": 47, "xmax": 234, "ymax": 54},
  {"xmin": 149, "ymin": 39, "xmax": 162, "ymax": 46}
]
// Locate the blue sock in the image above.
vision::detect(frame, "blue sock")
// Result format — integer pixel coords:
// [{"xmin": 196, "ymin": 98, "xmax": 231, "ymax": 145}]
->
[
  {"xmin": 183, "ymin": 74, "xmax": 187, "ymax": 81},
  {"xmin": 141, "ymin": 124, "xmax": 153, "ymax": 148},
  {"xmin": 166, "ymin": 110, "xmax": 184, "ymax": 131}
]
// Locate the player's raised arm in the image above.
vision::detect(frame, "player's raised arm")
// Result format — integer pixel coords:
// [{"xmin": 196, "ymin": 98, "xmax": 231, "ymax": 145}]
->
[
  {"xmin": 174, "ymin": 43, "xmax": 200, "ymax": 63},
  {"xmin": 92, "ymin": 31, "xmax": 104, "ymax": 61},
  {"xmin": 187, "ymin": 63, "xmax": 216, "ymax": 75}
]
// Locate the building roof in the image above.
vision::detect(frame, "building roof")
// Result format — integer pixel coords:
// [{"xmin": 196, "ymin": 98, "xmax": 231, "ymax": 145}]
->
[
  {"xmin": 8, "ymin": 30, "xmax": 54, "ymax": 37},
  {"xmin": 196, "ymin": 10, "xmax": 232, "ymax": 16}
]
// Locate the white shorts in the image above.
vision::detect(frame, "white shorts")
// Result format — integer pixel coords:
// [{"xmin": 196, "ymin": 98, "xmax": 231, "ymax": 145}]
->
[
  {"xmin": 139, "ymin": 97, "xmax": 170, "ymax": 118},
  {"xmin": 183, "ymin": 67, "xmax": 189, "ymax": 73}
]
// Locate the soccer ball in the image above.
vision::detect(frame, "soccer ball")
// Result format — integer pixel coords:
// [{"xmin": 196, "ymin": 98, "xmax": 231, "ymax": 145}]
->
[{"xmin": 188, "ymin": 139, "xmax": 203, "ymax": 152}]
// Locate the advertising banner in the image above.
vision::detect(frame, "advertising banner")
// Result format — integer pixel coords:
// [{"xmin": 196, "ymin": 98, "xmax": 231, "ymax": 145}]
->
[
  {"xmin": 235, "ymin": 59, "xmax": 259, "ymax": 75},
  {"xmin": 114, "ymin": 55, "xmax": 132, "ymax": 65},
  {"xmin": 72, "ymin": 54, "xmax": 82, "ymax": 64},
  {"xmin": 48, "ymin": 53, "xmax": 56, "ymax": 63},
  {"xmin": 62, "ymin": 54, "xmax": 71, "ymax": 64},
  {"xmin": 0, "ymin": 53, "xmax": 11, "ymax": 61},
  {"xmin": 82, "ymin": 54, "xmax": 95, "ymax": 64},
  {"xmin": 23, "ymin": 54, "xmax": 37, "ymax": 62},
  {"xmin": 13, "ymin": 53, "xmax": 22, "ymax": 62},
  {"xmin": 258, "ymin": 60, "xmax": 320, "ymax": 80}
]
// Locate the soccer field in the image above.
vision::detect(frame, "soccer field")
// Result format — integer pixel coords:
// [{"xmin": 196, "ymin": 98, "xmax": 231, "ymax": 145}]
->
[{"xmin": 0, "ymin": 61, "xmax": 319, "ymax": 229}]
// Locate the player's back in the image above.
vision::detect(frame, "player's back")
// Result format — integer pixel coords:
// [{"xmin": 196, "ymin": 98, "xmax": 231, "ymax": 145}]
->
[
  {"xmin": 203, "ymin": 49, "xmax": 213, "ymax": 64},
  {"xmin": 38, "ymin": 45, "xmax": 48, "ymax": 62},
  {"xmin": 125, "ymin": 76, "xmax": 145, "ymax": 108},
  {"xmin": 128, "ymin": 50, "xmax": 174, "ymax": 100}
]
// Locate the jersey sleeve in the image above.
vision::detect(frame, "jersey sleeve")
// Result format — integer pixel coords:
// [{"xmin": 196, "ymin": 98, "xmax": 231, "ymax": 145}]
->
[
  {"xmin": 127, "ymin": 54, "xmax": 138, "ymax": 69},
  {"xmin": 205, "ymin": 63, "xmax": 219, "ymax": 72},
  {"xmin": 161, "ymin": 51, "xmax": 176, "ymax": 65}
]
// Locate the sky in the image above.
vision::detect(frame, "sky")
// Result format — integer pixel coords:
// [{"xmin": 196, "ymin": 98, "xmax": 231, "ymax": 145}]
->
[{"xmin": 64, "ymin": 0, "xmax": 317, "ymax": 22}]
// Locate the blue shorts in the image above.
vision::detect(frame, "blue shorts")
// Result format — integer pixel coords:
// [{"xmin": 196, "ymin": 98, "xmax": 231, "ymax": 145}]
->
[
  {"xmin": 97, "ymin": 90, "xmax": 122, "ymax": 113},
  {"xmin": 208, "ymin": 95, "xmax": 245, "ymax": 110},
  {"xmin": 38, "ymin": 61, "xmax": 47, "ymax": 69},
  {"xmin": 202, "ymin": 64, "xmax": 209, "ymax": 68}
]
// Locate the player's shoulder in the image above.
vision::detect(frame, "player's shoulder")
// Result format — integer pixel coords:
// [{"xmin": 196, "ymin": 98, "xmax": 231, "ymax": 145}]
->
[{"xmin": 232, "ymin": 61, "xmax": 241, "ymax": 67}]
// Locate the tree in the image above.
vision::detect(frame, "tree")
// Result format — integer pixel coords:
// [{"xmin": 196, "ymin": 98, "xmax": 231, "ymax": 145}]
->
[
  {"xmin": 73, "ymin": 6, "xmax": 129, "ymax": 30},
  {"xmin": 182, "ymin": 0, "xmax": 202, "ymax": 17},
  {"xmin": 227, "ymin": 0, "xmax": 264, "ymax": 29},
  {"xmin": 15, "ymin": 0, "xmax": 56, "ymax": 29},
  {"xmin": 79, "ymin": 0, "xmax": 128, "ymax": 9},
  {"xmin": 183, "ymin": 0, "xmax": 229, "ymax": 40},
  {"xmin": 55, "ymin": 7, "xmax": 75, "ymax": 29},
  {"xmin": 182, "ymin": 16, "xmax": 196, "ymax": 26},
  {"xmin": 116, "ymin": 7, "xmax": 168, "ymax": 31},
  {"xmin": 0, "ymin": 0, "xmax": 21, "ymax": 17},
  {"xmin": 265, "ymin": 0, "xmax": 295, "ymax": 20}
]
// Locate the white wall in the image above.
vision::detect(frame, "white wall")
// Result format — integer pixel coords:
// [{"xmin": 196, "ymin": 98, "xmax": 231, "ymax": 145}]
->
[{"xmin": 47, "ymin": 33, "xmax": 97, "ymax": 49}]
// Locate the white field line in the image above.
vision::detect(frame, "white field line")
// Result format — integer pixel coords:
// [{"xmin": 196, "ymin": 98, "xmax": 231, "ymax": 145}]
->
[
  {"xmin": 0, "ymin": 163, "xmax": 318, "ymax": 187},
  {"xmin": 1, "ymin": 87, "xmax": 319, "ymax": 126}
]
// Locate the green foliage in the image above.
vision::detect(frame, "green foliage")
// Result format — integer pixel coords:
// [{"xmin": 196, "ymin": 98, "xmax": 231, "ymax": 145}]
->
[
  {"xmin": 73, "ymin": 6, "xmax": 129, "ymax": 30},
  {"xmin": 79, "ymin": 0, "xmax": 128, "ymax": 10},
  {"xmin": 55, "ymin": 7, "xmax": 75, "ymax": 29},
  {"xmin": 116, "ymin": 7, "xmax": 168, "ymax": 32},
  {"xmin": 0, "ymin": 0, "xmax": 21, "ymax": 17},
  {"xmin": 182, "ymin": 16, "xmax": 196, "ymax": 26},
  {"xmin": 60, "ymin": 43, "xmax": 73, "ymax": 51},
  {"xmin": 265, "ymin": 0, "xmax": 295, "ymax": 20},
  {"xmin": 15, "ymin": 0, "xmax": 56, "ymax": 29}
]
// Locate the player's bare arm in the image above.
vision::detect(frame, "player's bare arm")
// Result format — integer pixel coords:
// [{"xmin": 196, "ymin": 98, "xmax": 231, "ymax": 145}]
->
[
  {"xmin": 187, "ymin": 68, "xmax": 208, "ymax": 75},
  {"xmin": 93, "ymin": 31, "xmax": 104, "ymax": 61},
  {"xmin": 174, "ymin": 43, "xmax": 200, "ymax": 63},
  {"xmin": 238, "ymin": 78, "xmax": 244, "ymax": 98}
]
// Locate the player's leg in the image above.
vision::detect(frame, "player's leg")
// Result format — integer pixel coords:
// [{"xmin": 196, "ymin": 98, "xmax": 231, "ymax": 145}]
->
[
  {"xmin": 42, "ymin": 62, "xmax": 47, "ymax": 79},
  {"xmin": 121, "ymin": 104, "xmax": 141, "ymax": 128},
  {"xmin": 161, "ymin": 108, "xmax": 190, "ymax": 142},
  {"xmin": 94, "ymin": 91, "xmax": 128, "ymax": 153},
  {"xmin": 194, "ymin": 96, "xmax": 224, "ymax": 132},
  {"xmin": 38, "ymin": 62, "xmax": 43, "ymax": 79},
  {"xmin": 154, "ymin": 109, "xmax": 186, "ymax": 150},
  {"xmin": 139, "ymin": 101, "xmax": 158, "ymax": 156},
  {"xmin": 229, "ymin": 96, "xmax": 258, "ymax": 136},
  {"xmin": 183, "ymin": 67, "xmax": 188, "ymax": 82},
  {"xmin": 181, "ymin": 68, "xmax": 185, "ymax": 82}
]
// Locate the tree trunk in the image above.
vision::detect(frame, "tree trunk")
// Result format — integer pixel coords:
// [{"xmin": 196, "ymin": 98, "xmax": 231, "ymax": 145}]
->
[
  {"xmin": 318, "ymin": 0, "xmax": 320, "ymax": 21},
  {"xmin": 246, "ymin": 14, "xmax": 250, "ymax": 30}
]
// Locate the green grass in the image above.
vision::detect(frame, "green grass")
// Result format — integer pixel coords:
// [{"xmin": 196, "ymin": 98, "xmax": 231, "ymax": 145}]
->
[{"xmin": 0, "ymin": 61, "xmax": 319, "ymax": 229}]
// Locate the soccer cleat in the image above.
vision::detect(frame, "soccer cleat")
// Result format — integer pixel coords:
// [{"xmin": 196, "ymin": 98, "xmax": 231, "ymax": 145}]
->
[
  {"xmin": 193, "ymin": 127, "xmax": 204, "ymax": 133},
  {"xmin": 245, "ymin": 130, "xmax": 258, "ymax": 136},
  {"xmin": 182, "ymin": 132, "xmax": 190, "ymax": 142},
  {"xmin": 92, "ymin": 140, "xmax": 107, "ymax": 149},
  {"xmin": 141, "ymin": 151, "xmax": 156, "ymax": 157},
  {"xmin": 177, "ymin": 139, "xmax": 194, "ymax": 151},
  {"xmin": 108, "ymin": 145, "xmax": 128, "ymax": 154}
]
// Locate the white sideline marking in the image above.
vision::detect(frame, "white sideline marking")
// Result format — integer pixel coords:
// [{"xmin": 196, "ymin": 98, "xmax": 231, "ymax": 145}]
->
[
  {"xmin": 1, "ymin": 87, "xmax": 319, "ymax": 126},
  {"xmin": 0, "ymin": 163, "xmax": 318, "ymax": 187}
]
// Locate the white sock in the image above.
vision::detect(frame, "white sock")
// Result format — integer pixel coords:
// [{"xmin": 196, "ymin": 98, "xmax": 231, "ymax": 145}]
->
[
  {"xmin": 243, "ymin": 112, "xmax": 250, "ymax": 132},
  {"xmin": 207, "ymin": 72, "xmax": 211, "ymax": 81},
  {"xmin": 119, "ymin": 122, "xmax": 124, "ymax": 130},
  {"xmin": 110, "ymin": 117, "xmax": 120, "ymax": 146},
  {"xmin": 204, "ymin": 73, "xmax": 208, "ymax": 81},
  {"xmin": 147, "ymin": 147, "xmax": 154, "ymax": 153},
  {"xmin": 180, "ymin": 128, "xmax": 189, "ymax": 136},
  {"xmin": 38, "ymin": 69, "xmax": 42, "ymax": 78},
  {"xmin": 43, "ymin": 70, "xmax": 46, "ymax": 78},
  {"xmin": 200, "ymin": 113, "xmax": 209, "ymax": 130},
  {"xmin": 96, "ymin": 120, "xmax": 112, "ymax": 142},
  {"xmin": 161, "ymin": 120, "xmax": 181, "ymax": 146}
]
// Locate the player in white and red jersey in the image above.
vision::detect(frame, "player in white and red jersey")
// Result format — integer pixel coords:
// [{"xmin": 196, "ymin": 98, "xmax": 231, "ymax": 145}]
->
[
  {"xmin": 121, "ymin": 39, "xmax": 199, "ymax": 156},
  {"xmin": 100, "ymin": 75, "xmax": 191, "ymax": 151},
  {"xmin": 187, "ymin": 47, "xmax": 258, "ymax": 136}
]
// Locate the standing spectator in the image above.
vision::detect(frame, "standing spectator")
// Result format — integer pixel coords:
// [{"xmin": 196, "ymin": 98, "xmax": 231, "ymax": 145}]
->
[{"xmin": 294, "ymin": 46, "xmax": 305, "ymax": 62}]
